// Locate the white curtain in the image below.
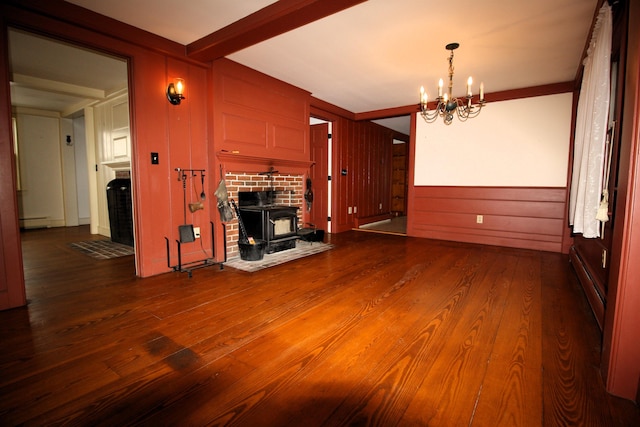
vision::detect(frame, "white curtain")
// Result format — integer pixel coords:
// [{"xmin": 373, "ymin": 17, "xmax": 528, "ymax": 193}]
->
[{"xmin": 569, "ymin": 3, "xmax": 612, "ymax": 238}]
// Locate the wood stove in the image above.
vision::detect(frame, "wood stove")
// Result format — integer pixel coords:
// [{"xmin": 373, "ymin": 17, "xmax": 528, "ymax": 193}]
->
[{"xmin": 238, "ymin": 191, "xmax": 298, "ymax": 254}]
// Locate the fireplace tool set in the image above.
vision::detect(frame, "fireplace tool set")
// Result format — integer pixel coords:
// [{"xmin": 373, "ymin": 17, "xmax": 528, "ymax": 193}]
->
[
  {"xmin": 166, "ymin": 165, "xmax": 323, "ymax": 265},
  {"xmin": 165, "ymin": 167, "xmax": 223, "ymax": 277},
  {"xmin": 175, "ymin": 167, "xmax": 206, "ymax": 243}
]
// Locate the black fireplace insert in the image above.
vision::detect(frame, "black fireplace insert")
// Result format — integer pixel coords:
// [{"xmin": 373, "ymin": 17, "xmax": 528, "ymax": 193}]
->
[{"xmin": 238, "ymin": 191, "xmax": 298, "ymax": 254}]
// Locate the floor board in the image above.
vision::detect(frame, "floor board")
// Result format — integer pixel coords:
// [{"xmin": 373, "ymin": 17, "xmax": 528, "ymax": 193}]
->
[{"xmin": 0, "ymin": 226, "xmax": 638, "ymax": 426}]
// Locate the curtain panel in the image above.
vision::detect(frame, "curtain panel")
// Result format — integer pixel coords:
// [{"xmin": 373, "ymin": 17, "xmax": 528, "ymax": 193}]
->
[{"xmin": 569, "ymin": 3, "xmax": 612, "ymax": 238}]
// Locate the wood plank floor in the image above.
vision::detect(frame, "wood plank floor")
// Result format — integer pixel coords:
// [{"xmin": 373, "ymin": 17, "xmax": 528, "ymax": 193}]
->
[
  {"xmin": 358, "ymin": 216, "xmax": 407, "ymax": 235},
  {"xmin": 1, "ymin": 226, "xmax": 638, "ymax": 426}
]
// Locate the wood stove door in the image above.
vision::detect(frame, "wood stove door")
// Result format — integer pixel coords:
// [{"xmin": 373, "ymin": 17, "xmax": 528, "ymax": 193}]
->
[{"xmin": 268, "ymin": 209, "xmax": 298, "ymax": 240}]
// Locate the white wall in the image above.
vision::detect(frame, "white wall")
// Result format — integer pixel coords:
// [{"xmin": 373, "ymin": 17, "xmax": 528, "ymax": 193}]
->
[
  {"xmin": 73, "ymin": 116, "xmax": 91, "ymax": 224},
  {"xmin": 15, "ymin": 110, "xmax": 92, "ymax": 229},
  {"xmin": 414, "ymin": 93, "xmax": 573, "ymax": 187},
  {"xmin": 16, "ymin": 112, "xmax": 65, "ymax": 228},
  {"xmin": 14, "ymin": 99, "xmax": 126, "ymax": 232},
  {"xmin": 60, "ymin": 118, "xmax": 79, "ymax": 226}
]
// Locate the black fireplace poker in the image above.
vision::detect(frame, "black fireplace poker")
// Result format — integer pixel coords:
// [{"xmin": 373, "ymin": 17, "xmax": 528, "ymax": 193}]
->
[{"xmin": 230, "ymin": 199, "xmax": 252, "ymax": 244}]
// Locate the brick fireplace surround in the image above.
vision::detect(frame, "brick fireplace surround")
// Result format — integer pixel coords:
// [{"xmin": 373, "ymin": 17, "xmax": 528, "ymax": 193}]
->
[{"xmin": 223, "ymin": 172, "xmax": 304, "ymax": 259}]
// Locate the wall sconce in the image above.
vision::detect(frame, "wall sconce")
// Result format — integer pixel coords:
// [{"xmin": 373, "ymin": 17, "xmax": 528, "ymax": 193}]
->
[{"xmin": 167, "ymin": 78, "xmax": 185, "ymax": 105}]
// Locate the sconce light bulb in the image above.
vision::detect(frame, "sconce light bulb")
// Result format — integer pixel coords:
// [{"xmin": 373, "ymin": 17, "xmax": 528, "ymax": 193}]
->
[{"xmin": 167, "ymin": 78, "xmax": 186, "ymax": 105}]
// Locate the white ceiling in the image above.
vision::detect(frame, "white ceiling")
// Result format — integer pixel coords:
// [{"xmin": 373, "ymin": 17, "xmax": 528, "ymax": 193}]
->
[
  {"xmin": 8, "ymin": 29, "xmax": 128, "ymax": 117},
  {"xmin": 9, "ymin": 0, "xmax": 597, "ymax": 134}
]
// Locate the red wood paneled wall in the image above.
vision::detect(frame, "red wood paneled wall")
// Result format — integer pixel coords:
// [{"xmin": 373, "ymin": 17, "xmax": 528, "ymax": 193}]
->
[
  {"xmin": 211, "ymin": 59, "xmax": 310, "ymax": 162},
  {"xmin": 407, "ymin": 186, "xmax": 567, "ymax": 252},
  {"xmin": 354, "ymin": 122, "xmax": 393, "ymax": 222},
  {"xmin": 602, "ymin": 0, "xmax": 640, "ymax": 401},
  {"xmin": 330, "ymin": 117, "xmax": 354, "ymax": 233},
  {"xmin": 152, "ymin": 59, "xmax": 212, "ymax": 274},
  {"xmin": 0, "ymin": 22, "xmax": 26, "ymax": 310},
  {"xmin": 329, "ymin": 117, "xmax": 395, "ymax": 233}
]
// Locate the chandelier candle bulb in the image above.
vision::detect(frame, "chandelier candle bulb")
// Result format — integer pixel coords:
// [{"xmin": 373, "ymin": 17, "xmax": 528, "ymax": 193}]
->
[
  {"xmin": 480, "ymin": 82, "xmax": 484, "ymax": 101},
  {"xmin": 420, "ymin": 86, "xmax": 427, "ymax": 104},
  {"xmin": 467, "ymin": 76, "xmax": 472, "ymax": 96}
]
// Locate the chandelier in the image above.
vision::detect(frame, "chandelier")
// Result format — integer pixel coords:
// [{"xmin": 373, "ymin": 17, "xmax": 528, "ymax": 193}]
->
[{"xmin": 419, "ymin": 43, "xmax": 486, "ymax": 125}]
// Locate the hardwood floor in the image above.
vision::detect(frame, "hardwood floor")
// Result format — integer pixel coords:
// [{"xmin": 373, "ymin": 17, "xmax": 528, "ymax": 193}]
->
[
  {"xmin": 358, "ymin": 216, "xmax": 407, "ymax": 235},
  {"xmin": 1, "ymin": 226, "xmax": 638, "ymax": 426}
]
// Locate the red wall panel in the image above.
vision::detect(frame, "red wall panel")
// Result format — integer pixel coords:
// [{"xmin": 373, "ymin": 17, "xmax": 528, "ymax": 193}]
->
[
  {"xmin": 163, "ymin": 59, "xmax": 213, "ymax": 271},
  {"xmin": 408, "ymin": 186, "xmax": 567, "ymax": 252},
  {"xmin": 0, "ymin": 23, "xmax": 26, "ymax": 310},
  {"xmin": 354, "ymin": 121, "xmax": 393, "ymax": 222},
  {"xmin": 272, "ymin": 124, "xmax": 306, "ymax": 152},
  {"xmin": 326, "ymin": 116, "xmax": 395, "ymax": 232},
  {"xmin": 602, "ymin": 0, "xmax": 640, "ymax": 401},
  {"xmin": 213, "ymin": 59, "xmax": 310, "ymax": 161},
  {"xmin": 330, "ymin": 117, "xmax": 353, "ymax": 232},
  {"xmin": 222, "ymin": 113, "xmax": 268, "ymax": 148}
]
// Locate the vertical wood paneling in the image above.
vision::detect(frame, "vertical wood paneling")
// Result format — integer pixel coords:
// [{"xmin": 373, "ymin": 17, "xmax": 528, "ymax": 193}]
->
[
  {"xmin": 0, "ymin": 22, "xmax": 26, "ymax": 310},
  {"xmin": 331, "ymin": 117, "xmax": 352, "ymax": 232},
  {"xmin": 391, "ymin": 141, "xmax": 407, "ymax": 215},
  {"xmin": 602, "ymin": 0, "xmax": 640, "ymax": 401},
  {"xmin": 128, "ymin": 48, "xmax": 172, "ymax": 276},
  {"xmin": 329, "ymin": 118, "xmax": 394, "ymax": 232},
  {"xmin": 164, "ymin": 59, "xmax": 212, "ymax": 267},
  {"xmin": 309, "ymin": 123, "xmax": 329, "ymax": 231},
  {"xmin": 126, "ymin": 52, "xmax": 212, "ymax": 275}
]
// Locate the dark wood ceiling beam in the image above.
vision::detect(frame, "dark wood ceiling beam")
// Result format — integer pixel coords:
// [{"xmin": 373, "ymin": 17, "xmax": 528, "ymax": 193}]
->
[
  {"xmin": 186, "ymin": 0, "xmax": 367, "ymax": 62},
  {"xmin": 2, "ymin": 0, "xmax": 187, "ymax": 58}
]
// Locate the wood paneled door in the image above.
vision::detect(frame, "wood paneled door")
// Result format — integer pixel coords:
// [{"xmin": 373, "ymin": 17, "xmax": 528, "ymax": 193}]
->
[
  {"xmin": 309, "ymin": 122, "xmax": 329, "ymax": 232},
  {"xmin": 391, "ymin": 141, "xmax": 407, "ymax": 215}
]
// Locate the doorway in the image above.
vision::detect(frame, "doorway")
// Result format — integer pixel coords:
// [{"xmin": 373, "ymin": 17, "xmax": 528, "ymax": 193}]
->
[
  {"xmin": 361, "ymin": 115, "xmax": 411, "ymax": 235},
  {"xmin": 309, "ymin": 117, "xmax": 331, "ymax": 233},
  {"xmin": 8, "ymin": 29, "xmax": 135, "ymax": 294}
]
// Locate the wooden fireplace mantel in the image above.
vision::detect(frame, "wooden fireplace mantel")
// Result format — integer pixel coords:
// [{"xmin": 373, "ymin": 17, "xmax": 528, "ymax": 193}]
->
[{"xmin": 216, "ymin": 151, "xmax": 314, "ymax": 175}]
